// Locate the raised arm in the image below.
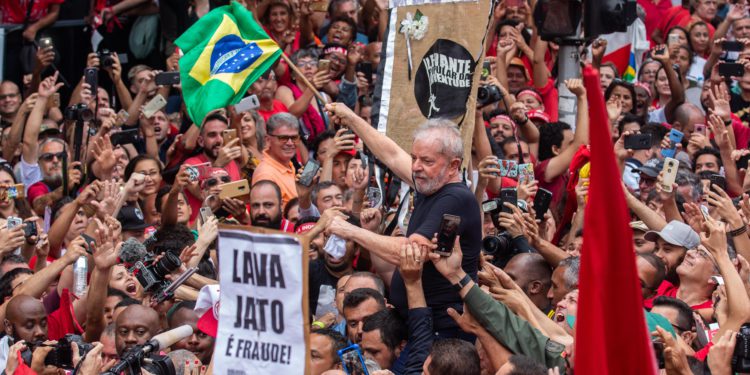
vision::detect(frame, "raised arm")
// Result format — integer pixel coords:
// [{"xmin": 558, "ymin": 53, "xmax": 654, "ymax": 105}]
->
[
  {"xmin": 324, "ymin": 103, "xmax": 414, "ymax": 186},
  {"xmin": 24, "ymin": 73, "xmax": 63, "ymax": 164},
  {"xmin": 652, "ymin": 46, "xmax": 685, "ymax": 124},
  {"xmin": 541, "ymin": 79, "xmax": 588, "ymax": 182}
]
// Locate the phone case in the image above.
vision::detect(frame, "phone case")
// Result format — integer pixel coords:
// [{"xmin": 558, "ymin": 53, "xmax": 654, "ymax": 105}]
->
[
  {"xmin": 435, "ymin": 214, "xmax": 461, "ymax": 256},
  {"xmin": 498, "ymin": 160, "xmax": 517, "ymax": 178},
  {"xmin": 218, "ymin": 179, "xmax": 251, "ymax": 202},
  {"xmin": 517, "ymin": 163, "xmax": 534, "ymax": 184},
  {"xmin": 222, "ymin": 129, "xmax": 237, "ymax": 145},
  {"xmin": 661, "ymin": 157, "xmax": 679, "ymax": 193},
  {"xmin": 142, "ymin": 94, "xmax": 167, "ymax": 118}
]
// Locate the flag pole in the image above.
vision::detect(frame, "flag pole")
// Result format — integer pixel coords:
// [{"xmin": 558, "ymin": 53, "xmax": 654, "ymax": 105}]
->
[{"xmin": 280, "ymin": 53, "xmax": 328, "ymax": 104}]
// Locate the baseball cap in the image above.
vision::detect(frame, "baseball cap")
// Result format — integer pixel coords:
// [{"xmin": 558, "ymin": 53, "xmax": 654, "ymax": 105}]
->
[
  {"xmin": 117, "ymin": 206, "xmax": 150, "ymax": 232},
  {"xmin": 527, "ymin": 109, "xmax": 550, "ymax": 123},
  {"xmin": 629, "ymin": 221, "xmax": 649, "ymax": 233},
  {"xmin": 632, "ymin": 158, "xmax": 662, "ymax": 178},
  {"xmin": 644, "ymin": 220, "xmax": 700, "ymax": 249},
  {"xmin": 509, "ymin": 57, "xmax": 530, "ymax": 80},
  {"xmin": 195, "ymin": 285, "xmax": 220, "ymax": 338}
]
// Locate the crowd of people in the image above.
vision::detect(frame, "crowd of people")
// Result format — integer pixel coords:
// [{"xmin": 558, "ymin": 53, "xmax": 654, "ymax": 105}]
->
[{"xmin": 1, "ymin": 0, "xmax": 750, "ymax": 373}]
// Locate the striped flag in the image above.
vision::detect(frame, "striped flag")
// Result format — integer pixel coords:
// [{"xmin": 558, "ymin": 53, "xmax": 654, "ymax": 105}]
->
[{"xmin": 599, "ymin": 18, "xmax": 649, "ymax": 82}]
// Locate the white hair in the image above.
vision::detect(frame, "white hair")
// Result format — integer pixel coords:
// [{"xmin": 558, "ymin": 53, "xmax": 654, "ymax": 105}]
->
[{"xmin": 412, "ymin": 119, "xmax": 463, "ymax": 160}]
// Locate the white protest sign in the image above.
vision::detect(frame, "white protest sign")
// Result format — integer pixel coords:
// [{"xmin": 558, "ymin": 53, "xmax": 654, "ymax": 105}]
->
[{"xmin": 214, "ymin": 227, "xmax": 309, "ymax": 375}]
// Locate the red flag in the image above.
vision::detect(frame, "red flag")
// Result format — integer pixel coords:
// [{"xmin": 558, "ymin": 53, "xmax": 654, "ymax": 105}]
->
[{"xmin": 574, "ymin": 66, "xmax": 657, "ymax": 375}]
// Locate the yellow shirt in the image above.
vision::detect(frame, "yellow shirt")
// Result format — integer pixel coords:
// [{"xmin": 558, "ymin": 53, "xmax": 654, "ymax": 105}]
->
[{"xmin": 251, "ymin": 150, "xmax": 298, "ymax": 207}]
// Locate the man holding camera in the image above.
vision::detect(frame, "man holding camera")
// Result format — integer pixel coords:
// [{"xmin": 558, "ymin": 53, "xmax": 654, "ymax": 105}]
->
[{"xmin": 322, "ymin": 103, "xmax": 482, "ymax": 339}]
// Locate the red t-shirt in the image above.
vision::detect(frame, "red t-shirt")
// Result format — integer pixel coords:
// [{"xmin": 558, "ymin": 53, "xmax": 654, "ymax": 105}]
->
[
  {"xmin": 534, "ymin": 159, "xmax": 567, "ymax": 210},
  {"xmin": 183, "ymin": 154, "xmax": 242, "ymax": 223},
  {"xmin": 638, "ymin": 0, "xmax": 673, "ymax": 45},
  {"xmin": 26, "ymin": 181, "xmax": 50, "ymax": 207},
  {"xmin": 1, "ymin": 0, "xmax": 63, "ymax": 24},
  {"xmin": 257, "ymin": 100, "xmax": 290, "ymax": 122},
  {"xmin": 644, "ymin": 280, "xmax": 713, "ymax": 310}
]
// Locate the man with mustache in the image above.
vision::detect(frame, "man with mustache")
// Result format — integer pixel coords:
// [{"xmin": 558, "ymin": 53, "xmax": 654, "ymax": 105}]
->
[{"xmin": 323, "ymin": 103, "xmax": 482, "ymax": 339}]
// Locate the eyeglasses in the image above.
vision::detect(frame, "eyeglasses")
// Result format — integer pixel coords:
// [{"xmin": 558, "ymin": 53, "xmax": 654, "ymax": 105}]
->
[
  {"xmin": 296, "ymin": 60, "xmax": 318, "ymax": 69},
  {"xmin": 204, "ymin": 175, "xmax": 231, "ymax": 188},
  {"xmin": 39, "ymin": 152, "xmax": 65, "ymax": 162},
  {"xmin": 0, "ymin": 93, "xmax": 19, "ymax": 100},
  {"xmin": 268, "ymin": 133, "xmax": 300, "ymax": 143}
]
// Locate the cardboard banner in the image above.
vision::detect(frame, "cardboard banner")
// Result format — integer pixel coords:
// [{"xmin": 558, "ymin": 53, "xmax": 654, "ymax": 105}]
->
[
  {"xmin": 214, "ymin": 226, "xmax": 309, "ymax": 375},
  {"xmin": 374, "ymin": 0, "xmax": 493, "ymax": 161}
]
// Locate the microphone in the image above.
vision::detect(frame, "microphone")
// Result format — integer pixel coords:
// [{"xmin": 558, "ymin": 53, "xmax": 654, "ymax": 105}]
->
[
  {"xmin": 144, "ymin": 324, "xmax": 194, "ymax": 353},
  {"xmin": 119, "ymin": 237, "xmax": 148, "ymax": 267}
]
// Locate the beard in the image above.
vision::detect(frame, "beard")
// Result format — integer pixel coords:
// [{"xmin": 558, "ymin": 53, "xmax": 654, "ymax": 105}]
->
[
  {"xmin": 252, "ymin": 211, "xmax": 282, "ymax": 229},
  {"xmin": 412, "ymin": 166, "xmax": 448, "ymax": 196},
  {"xmin": 43, "ymin": 173, "xmax": 63, "ymax": 190}
]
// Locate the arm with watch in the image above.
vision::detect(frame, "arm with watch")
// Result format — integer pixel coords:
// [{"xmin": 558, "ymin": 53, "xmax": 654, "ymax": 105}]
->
[
  {"xmin": 429, "ymin": 238, "xmax": 567, "ymax": 370},
  {"xmin": 508, "ymin": 101, "xmax": 539, "ymax": 144}
]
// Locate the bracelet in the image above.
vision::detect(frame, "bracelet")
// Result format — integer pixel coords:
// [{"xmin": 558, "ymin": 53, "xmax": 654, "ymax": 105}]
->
[
  {"xmin": 729, "ymin": 225, "xmax": 748, "ymax": 237},
  {"xmin": 312, "ymin": 321, "xmax": 326, "ymax": 329}
]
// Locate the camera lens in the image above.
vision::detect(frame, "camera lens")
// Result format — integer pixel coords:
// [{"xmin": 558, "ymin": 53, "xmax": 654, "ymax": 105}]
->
[
  {"xmin": 153, "ymin": 252, "xmax": 181, "ymax": 278},
  {"xmin": 482, "ymin": 236, "xmax": 500, "ymax": 255}
]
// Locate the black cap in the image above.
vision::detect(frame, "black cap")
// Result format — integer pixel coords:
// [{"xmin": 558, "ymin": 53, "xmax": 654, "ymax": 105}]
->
[{"xmin": 117, "ymin": 206, "xmax": 149, "ymax": 231}]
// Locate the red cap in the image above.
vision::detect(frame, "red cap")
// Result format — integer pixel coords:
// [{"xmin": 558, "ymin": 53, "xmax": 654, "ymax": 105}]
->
[{"xmin": 527, "ymin": 110, "xmax": 550, "ymax": 123}]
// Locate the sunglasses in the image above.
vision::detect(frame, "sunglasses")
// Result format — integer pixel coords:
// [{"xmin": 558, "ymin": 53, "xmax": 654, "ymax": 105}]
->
[
  {"xmin": 39, "ymin": 152, "xmax": 65, "ymax": 162},
  {"xmin": 204, "ymin": 175, "xmax": 231, "ymax": 188},
  {"xmin": 268, "ymin": 133, "xmax": 300, "ymax": 143}
]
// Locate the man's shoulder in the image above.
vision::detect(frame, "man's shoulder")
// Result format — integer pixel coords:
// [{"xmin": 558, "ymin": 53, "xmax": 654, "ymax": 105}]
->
[{"xmin": 184, "ymin": 155, "xmax": 207, "ymax": 165}]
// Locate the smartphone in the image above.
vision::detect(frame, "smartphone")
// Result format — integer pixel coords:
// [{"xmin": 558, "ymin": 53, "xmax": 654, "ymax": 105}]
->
[
  {"xmin": 533, "ymin": 188, "xmax": 553, "ymax": 221},
  {"xmin": 310, "ymin": 0, "xmax": 330, "ymax": 12},
  {"xmin": 38, "ymin": 37, "xmax": 53, "ymax": 49},
  {"xmin": 337, "ymin": 344, "xmax": 369, "ymax": 375},
  {"xmin": 222, "ymin": 129, "xmax": 237, "ymax": 145},
  {"xmin": 154, "ymin": 71, "xmax": 181, "ymax": 86},
  {"xmin": 498, "ymin": 160, "xmax": 518, "ymax": 178},
  {"xmin": 298, "ymin": 160, "xmax": 321, "ymax": 187},
  {"xmin": 318, "ymin": 59, "xmax": 331, "ymax": 72},
  {"xmin": 694, "ymin": 124, "xmax": 707, "ymax": 136},
  {"xmin": 517, "ymin": 163, "xmax": 534, "ymax": 184},
  {"xmin": 115, "ymin": 109, "xmax": 129, "ymax": 126},
  {"xmin": 737, "ymin": 153, "xmax": 750, "ymax": 171},
  {"xmin": 199, "ymin": 207, "xmax": 214, "ymax": 224},
  {"xmin": 482, "ymin": 199, "xmax": 498, "ymax": 213},
  {"xmin": 23, "ymin": 222, "xmax": 37, "ymax": 238},
  {"xmin": 667, "ymin": 34, "xmax": 680, "ymax": 46},
  {"xmin": 218, "ymin": 179, "xmax": 251, "ymax": 203},
  {"xmin": 6, "ymin": 216, "xmax": 22, "ymax": 230},
  {"xmin": 142, "ymin": 94, "xmax": 167, "ymax": 118},
  {"xmin": 654, "ymin": 341, "xmax": 665, "ymax": 369},
  {"xmin": 661, "ymin": 129, "xmax": 684, "ymax": 158},
  {"xmin": 710, "ymin": 173, "xmax": 728, "ymax": 193},
  {"xmin": 624, "ymin": 134, "xmax": 652, "ymax": 150},
  {"xmin": 435, "ymin": 214, "xmax": 461, "ymax": 257},
  {"xmin": 234, "ymin": 95, "xmax": 260, "ymax": 113},
  {"xmin": 481, "ymin": 60, "xmax": 491, "ymax": 81},
  {"xmin": 723, "ymin": 40, "xmax": 744, "ymax": 52},
  {"xmin": 661, "ymin": 157, "xmax": 679, "ymax": 193},
  {"xmin": 500, "ymin": 188, "xmax": 518, "ymax": 214},
  {"xmin": 7, "ymin": 184, "xmax": 24, "ymax": 199},
  {"xmin": 719, "ymin": 62, "xmax": 744, "ymax": 77},
  {"xmin": 356, "ymin": 62, "xmax": 373, "ymax": 84},
  {"xmin": 711, "ymin": 275, "xmax": 725, "ymax": 285},
  {"xmin": 654, "ymin": 46, "xmax": 666, "ymax": 57},
  {"xmin": 130, "ymin": 172, "xmax": 146, "ymax": 184},
  {"xmin": 110, "ymin": 128, "xmax": 140, "ymax": 146},
  {"xmin": 84, "ymin": 67, "xmax": 98, "ymax": 96}
]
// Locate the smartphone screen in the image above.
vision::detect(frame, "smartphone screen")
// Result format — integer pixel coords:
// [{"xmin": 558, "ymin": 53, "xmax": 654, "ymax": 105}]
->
[
  {"xmin": 435, "ymin": 214, "xmax": 461, "ymax": 256},
  {"xmin": 298, "ymin": 160, "xmax": 320, "ymax": 187},
  {"xmin": 338, "ymin": 345, "xmax": 368, "ymax": 375},
  {"xmin": 533, "ymin": 188, "xmax": 552, "ymax": 221},
  {"xmin": 500, "ymin": 188, "xmax": 517, "ymax": 214}
]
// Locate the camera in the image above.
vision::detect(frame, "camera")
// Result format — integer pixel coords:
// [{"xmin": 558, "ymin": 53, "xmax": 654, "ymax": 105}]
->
[
  {"xmin": 732, "ymin": 323, "xmax": 750, "ymax": 372},
  {"xmin": 64, "ymin": 103, "xmax": 94, "ymax": 122},
  {"xmin": 477, "ymin": 85, "xmax": 503, "ymax": 107},
  {"xmin": 97, "ymin": 49, "xmax": 117, "ymax": 68},
  {"xmin": 482, "ymin": 232, "xmax": 516, "ymax": 267},
  {"xmin": 21, "ymin": 334, "xmax": 93, "ymax": 369},
  {"xmin": 142, "ymin": 354, "xmax": 176, "ymax": 375},
  {"xmin": 132, "ymin": 252, "xmax": 182, "ymax": 293}
]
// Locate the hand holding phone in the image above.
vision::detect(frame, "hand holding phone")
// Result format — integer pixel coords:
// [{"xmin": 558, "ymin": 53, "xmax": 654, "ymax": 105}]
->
[{"xmin": 435, "ymin": 214, "xmax": 461, "ymax": 257}]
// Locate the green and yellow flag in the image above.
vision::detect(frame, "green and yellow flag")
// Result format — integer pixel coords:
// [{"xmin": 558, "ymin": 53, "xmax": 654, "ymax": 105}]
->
[{"xmin": 175, "ymin": 2, "xmax": 281, "ymax": 125}]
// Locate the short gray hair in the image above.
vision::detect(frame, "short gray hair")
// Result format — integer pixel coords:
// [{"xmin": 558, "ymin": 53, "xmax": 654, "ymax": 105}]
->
[
  {"xmin": 38, "ymin": 137, "xmax": 67, "ymax": 155},
  {"xmin": 266, "ymin": 113, "xmax": 299, "ymax": 134},
  {"xmin": 558, "ymin": 256, "xmax": 580, "ymax": 291},
  {"xmin": 413, "ymin": 119, "xmax": 463, "ymax": 160}
]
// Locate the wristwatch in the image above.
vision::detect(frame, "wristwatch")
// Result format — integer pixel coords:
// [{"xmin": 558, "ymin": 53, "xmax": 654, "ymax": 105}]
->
[{"xmin": 452, "ymin": 274, "xmax": 472, "ymax": 292}]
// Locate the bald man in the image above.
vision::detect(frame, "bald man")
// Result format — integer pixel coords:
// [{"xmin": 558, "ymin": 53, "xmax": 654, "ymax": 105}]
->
[
  {"xmin": 503, "ymin": 253, "xmax": 553, "ymax": 313},
  {"xmin": 0, "ymin": 295, "xmax": 48, "ymax": 368},
  {"xmin": 115, "ymin": 305, "xmax": 161, "ymax": 356}
]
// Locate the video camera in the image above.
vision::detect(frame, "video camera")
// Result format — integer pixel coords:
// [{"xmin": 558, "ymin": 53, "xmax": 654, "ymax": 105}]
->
[
  {"xmin": 64, "ymin": 103, "xmax": 94, "ymax": 122},
  {"xmin": 132, "ymin": 252, "xmax": 182, "ymax": 294},
  {"xmin": 20, "ymin": 334, "xmax": 93, "ymax": 369},
  {"xmin": 97, "ymin": 49, "xmax": 117, "ymax": 68},
  {"xmin": 477, "ymin": 85, "xmax": 503, "ymax": 107},
  {"xmin": 733, "ymin": 323, "xmax": 750, "ymax": 372}
]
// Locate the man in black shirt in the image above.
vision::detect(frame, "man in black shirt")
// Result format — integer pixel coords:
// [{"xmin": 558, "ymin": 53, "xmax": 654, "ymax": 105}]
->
[{"xmin": 324, "ymin": 103, "xmax": 482, "ymax": 339}]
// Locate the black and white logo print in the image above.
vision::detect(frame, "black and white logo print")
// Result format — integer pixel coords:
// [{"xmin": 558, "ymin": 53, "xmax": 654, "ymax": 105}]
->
[{"xmin": 414, "ymin": 39, "xmax": 476, "ymax": 119}]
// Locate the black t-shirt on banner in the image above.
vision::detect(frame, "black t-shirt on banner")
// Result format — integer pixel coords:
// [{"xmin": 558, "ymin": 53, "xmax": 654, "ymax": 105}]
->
[
  {"xmin": 389, "ymin": 182, "xmax": 482, "ymax": 335},
  {"xmin": 731, "ymin": 93, "xmax": 750, "ymax": 131},
  {"xmin": 308, "ymin": 259, "xmax": 340, "ymax": 317}
]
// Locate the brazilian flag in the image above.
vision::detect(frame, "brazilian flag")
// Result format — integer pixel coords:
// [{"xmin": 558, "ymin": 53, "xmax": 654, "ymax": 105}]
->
[{"xmin": 175, "ymin": 2, "xmax": 282, "ymax": 125}]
